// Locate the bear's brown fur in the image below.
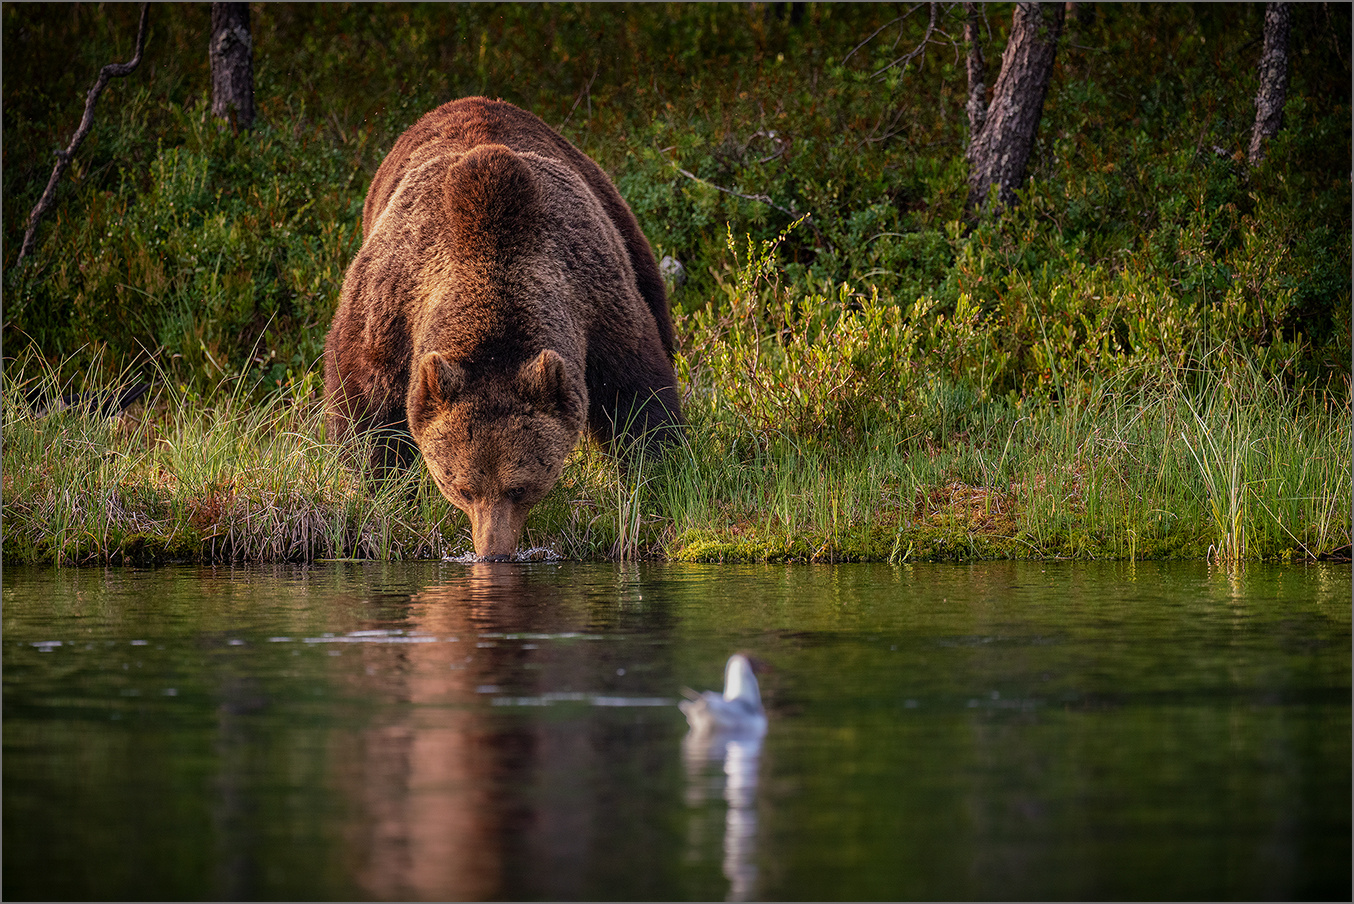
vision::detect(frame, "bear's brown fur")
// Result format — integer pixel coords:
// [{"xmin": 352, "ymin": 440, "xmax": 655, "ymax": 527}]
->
[{"xmin": 323, "ymin": 97, "xmax": 682, "ymax": 560}]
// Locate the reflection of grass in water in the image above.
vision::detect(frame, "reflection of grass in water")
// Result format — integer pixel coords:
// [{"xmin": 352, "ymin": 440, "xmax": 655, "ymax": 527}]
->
[{"xmin": 4, "ymin": 350, "xmax": 1348, "ymax": 565}]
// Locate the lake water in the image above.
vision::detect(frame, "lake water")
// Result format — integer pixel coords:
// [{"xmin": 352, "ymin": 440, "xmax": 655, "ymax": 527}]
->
[{"xmin": 4, "ymin": 561, "xmax": 1349, "ymax": 901}]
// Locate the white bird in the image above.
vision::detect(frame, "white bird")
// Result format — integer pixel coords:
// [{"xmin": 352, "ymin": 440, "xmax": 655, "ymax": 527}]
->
[{"xmin": 680, "ymin": 653, "xmax": 767, "ymax": 738}]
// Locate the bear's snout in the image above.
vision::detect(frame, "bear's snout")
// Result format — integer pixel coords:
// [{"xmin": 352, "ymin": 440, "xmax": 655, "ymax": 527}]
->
[{"xmin": 467, "ymin": 500, "xmax": 529, "ymax": 561}]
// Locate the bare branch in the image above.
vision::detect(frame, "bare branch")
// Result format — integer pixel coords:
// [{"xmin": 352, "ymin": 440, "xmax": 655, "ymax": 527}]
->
[
  {"xmin": 673, "ymin": 165, "xmax": 830, "ymax": 249},
  {"xmin": 558, "ymin": 61, "xmax": 601, "ymax": 133},
  {"xmin": 841, "ymin": 8, "xmax": 919, "ymax": 67},
  {"xmin": 17, "ymin": 3, "xmax": 150, "ymax": 266},
  {"xmin": 871, "ymin": 2, "xmax": 940, "ymax": 79}
]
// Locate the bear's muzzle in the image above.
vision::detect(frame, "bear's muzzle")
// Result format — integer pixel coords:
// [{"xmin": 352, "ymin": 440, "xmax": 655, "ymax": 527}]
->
[{"xmin": 467, "ymin": 500, "xmax": 528, "ymax": 561}]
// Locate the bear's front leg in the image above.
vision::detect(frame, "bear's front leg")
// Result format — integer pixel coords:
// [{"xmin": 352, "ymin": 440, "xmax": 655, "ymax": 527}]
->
[
  {"xmin": 364, "ymin": 415, "xmax": 420, "ymax": 483},
  {"xmin": 589, "ymin": 379, "xmax": 685, "ymax": 465}
]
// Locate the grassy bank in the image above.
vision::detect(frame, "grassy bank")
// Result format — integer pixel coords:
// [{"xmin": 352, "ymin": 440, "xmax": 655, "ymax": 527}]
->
[
  {"xmin": 2, "ymin": 4, "xmax": 1349, "ymax": 565},
  {"xmin": 4, "ymin": 340, "xmax": 1348, "ymax": 566}
]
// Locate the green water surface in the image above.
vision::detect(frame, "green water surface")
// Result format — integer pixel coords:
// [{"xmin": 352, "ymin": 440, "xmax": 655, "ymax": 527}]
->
[{"xmin": 4, "ymin": 561, "xmax": 1350, "ymax": 900}]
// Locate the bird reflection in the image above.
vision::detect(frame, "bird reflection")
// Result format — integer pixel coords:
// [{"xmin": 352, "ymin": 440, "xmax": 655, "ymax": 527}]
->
[{"xmin": 681, "ymin": 654, "xmax": 767, "ymax": 902}]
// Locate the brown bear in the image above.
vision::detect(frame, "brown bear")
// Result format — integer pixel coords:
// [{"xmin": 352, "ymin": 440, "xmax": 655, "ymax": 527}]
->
[{"xmin": 324, "ymin": 97, "xmax": 683, "ymax": 561}]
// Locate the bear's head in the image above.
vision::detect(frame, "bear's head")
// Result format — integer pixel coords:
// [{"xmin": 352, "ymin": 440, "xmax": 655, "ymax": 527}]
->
[{"xmin": 408, "ymin": 349, "xmax": 585, "ymax": 560}]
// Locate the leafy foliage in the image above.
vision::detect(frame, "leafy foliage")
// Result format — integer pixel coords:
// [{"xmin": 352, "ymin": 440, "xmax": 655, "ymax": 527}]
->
[
  {"xmin": 2, "ymin": 3, "xmax": 1349, "ymax": 563},
  {"xmin": 4, "ymin": 3, "xmax": 1348, "ymax": 401}
]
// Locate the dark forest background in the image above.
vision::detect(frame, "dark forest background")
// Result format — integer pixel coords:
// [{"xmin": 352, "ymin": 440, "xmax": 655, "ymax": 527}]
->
[{"xmin": 3, "ymin": 3, "xmax": 1350, "ymax": 403}]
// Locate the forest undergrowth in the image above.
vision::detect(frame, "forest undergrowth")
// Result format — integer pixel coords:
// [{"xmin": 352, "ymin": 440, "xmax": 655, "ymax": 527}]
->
[{"xmin": 3, "ymin": 3, "xmax": 1349, "ymax": 564}]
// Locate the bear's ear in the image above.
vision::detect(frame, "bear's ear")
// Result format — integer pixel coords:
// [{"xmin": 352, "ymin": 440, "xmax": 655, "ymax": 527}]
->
[
  {"xmin": 520, "ymin": 349, "xmax": 582, "ymax": 425},
  {"xmin": 408, "ymin": 352, "xmax": 465, "ymax": 435}
]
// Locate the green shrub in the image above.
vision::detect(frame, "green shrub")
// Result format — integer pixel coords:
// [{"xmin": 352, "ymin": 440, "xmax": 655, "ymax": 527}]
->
[{"xmin": 2, "ymin": 3, "xmax": 1348, "ymax": 564}]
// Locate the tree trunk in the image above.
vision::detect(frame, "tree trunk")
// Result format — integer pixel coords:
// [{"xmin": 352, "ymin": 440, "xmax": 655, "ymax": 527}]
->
[
  {"xmin": 1248, "ymin": 2, "xmax": 1292, "ymax": 165},
  {"xmin": 1065, "ymin": 2, "xmax": 1095, "ymax": 30},
  {"xmin": 963, "ymin": 2, "xmax": 987, "ymax": 141},
  {"xmin": 210, "ymin": 2, "xmax": 254, "ymax": 131},
  {"xmin": 965, "ymin": 2, "xmax": 1064, "ymax": 214}
]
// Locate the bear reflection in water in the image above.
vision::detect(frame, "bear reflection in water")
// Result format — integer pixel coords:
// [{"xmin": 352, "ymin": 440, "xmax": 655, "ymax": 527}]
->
[
  {"xmin": 329, "ymin": 565, "xmax": 552, "ymax": 900},
  {"xmin": 324, "ymin": 97, "xmax": 684, "ymax": 560},
  {"xmin": 331, "ymin": 564, "xmax": 679, "ymax": 900}
]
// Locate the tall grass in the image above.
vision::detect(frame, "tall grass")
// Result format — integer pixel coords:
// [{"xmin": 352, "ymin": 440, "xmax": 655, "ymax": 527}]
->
[
  {"xmin": 4, "ymin": 222, "xmax": 1348, "ymax": 567},
  {"xmin": 3, "ymin": 347, "xmax": 1347, "ymax": 566},
  {"xmin": 2, "ymin": 5, "xmax": 1348, "ymax": 566},
  {"xmin": 2, "ymin": 351, "xmax": 456, "ymax": 564}
]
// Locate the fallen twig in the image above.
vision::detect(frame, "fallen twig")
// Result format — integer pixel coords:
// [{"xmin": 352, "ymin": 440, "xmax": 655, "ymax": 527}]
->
[
  {"xmin": 558, "ymin": 60, "xmax": 601, "ymax": 132},
  {"xmin": 673, "ymin": 165, "xmax": 829, "ymax": 249},
  {"xmin": 675, "ymin": 166, "xmax": 799, "ymax": 218},
  {"xmin": 16, "ymin": 3, "xmax": 150, "ymax": 266}
]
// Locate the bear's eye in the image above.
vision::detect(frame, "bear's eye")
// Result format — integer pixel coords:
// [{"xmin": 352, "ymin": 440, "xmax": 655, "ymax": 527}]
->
[{"xmin": 505, "ymin": 487, "xmax": 527, "ymax": 504}]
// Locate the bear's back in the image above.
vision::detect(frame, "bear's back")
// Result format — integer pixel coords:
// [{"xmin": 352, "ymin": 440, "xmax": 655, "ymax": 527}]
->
[
  {"xmin": 364, "ymin": 98, "xmax": 571, "ymax": 230},
  {"xmin": 362, "ymin": 98, "xmax": 674, "ymax": 359}
]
